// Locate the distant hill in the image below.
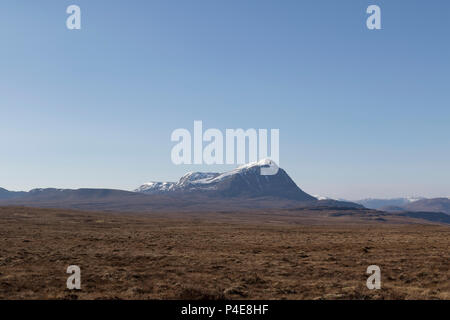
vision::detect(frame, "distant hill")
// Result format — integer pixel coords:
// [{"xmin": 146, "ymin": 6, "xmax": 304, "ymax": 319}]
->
[
  {"xmin": 399, "ymin": 211, "xmax": 450, "ymax": 224},
  {"xmin": 354, "ymin": 197, "xmax": 425, "ymax": 210},
  {"xmin": 402, "ymin": 198, "xmax": 450, "ymax": 215},
  {"xmin": 380, "ymin": 198, "xmax": 450, "ymax": 215},
  {"xmin": 0, "ymin": 188, "xmax": 27, "ymax": 200},
  {"xmin": 355, "ymin": 197, "xmax": 450, "ymax": 221}
]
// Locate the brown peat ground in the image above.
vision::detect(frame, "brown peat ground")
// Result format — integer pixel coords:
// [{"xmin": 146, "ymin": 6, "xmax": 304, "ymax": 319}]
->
[{"xmin": 0, "ymin": 206, "xmax": 448, "ymax": 300}]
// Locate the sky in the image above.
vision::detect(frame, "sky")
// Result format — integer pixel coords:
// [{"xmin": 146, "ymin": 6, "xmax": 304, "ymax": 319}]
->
[{"xmin": 0, "ymin": 0, "xmax": 449, "ymax": 200}]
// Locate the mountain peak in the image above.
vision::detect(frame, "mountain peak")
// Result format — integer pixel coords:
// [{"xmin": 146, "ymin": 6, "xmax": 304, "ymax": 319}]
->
[{"xmin": 136, "ymin": 161, "xmax": 315, "ymax": 201}]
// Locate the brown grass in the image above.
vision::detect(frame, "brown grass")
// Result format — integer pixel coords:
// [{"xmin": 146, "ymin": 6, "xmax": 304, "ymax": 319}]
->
[{"xmin": 0, "ymin": 206, "xmax": 448, "ymax": 300}]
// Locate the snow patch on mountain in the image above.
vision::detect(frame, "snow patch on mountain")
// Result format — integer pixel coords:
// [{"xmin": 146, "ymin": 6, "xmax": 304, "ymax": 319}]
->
[
  {"xmin": 313, "ymin": 195, "xmax": 333, "ymax": 201},
  {"xmin": 405, "ymin": 196, "xmax": 426, "ymax": 203},
  {"xmin": 135, "ymin": 182, "xmax": 176, "ymax": 193},
  {"xmin": 178, "ymin": 172, "xmax": 221, "ymax": 186}
]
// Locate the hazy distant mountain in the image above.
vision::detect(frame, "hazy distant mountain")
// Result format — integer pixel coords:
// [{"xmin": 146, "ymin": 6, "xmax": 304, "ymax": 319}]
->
[
  {"xmin": 0, "ymin": 187, "xmax": 13, "ymax": 199},
  {"xmin": 396, "ymin": 198, "xmax": 450, "ymax": 215},
  {"xmin": 354, "ymin": 197, "xmax": 425, "ymax": 210},
  {"xmin": 0, "ymin": 187, "xmax": 26, "ymax": 200},
  {"xmin": 136, "ymin": 159, "xmax": 317, "ymax": 202},
  {"xmin": 20, "ymin": 188, "xmax": 140, "ymax": 202}
]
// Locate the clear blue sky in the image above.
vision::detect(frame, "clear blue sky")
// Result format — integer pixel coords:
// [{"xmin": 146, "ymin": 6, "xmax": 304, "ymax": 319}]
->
[{"xmin": 0, "ymin": 1, "xmax": 449, "ymax": 200}]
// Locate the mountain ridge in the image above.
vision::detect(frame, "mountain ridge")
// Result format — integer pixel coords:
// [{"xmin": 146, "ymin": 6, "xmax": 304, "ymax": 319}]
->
[
  {"xmin": 0, "ymin": 160, "xmax": 365, "ymax": 211},
  {"xmin": 382, "ymin": 198, "xmax": 450, "ymax": 215},
  {"xmin": 354, "ymin": 197, "xmax": 426, "ymax": 210}
]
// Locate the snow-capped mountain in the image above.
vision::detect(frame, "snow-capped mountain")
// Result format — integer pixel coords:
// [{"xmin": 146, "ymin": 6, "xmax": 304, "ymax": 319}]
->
[
  {"xmin": 354, "ymin": 197, "xmax": 426, "ymax": 210},
  {"xmin": 386, "ymin": 198, "xmax": 450, "ymax": 215},
  {"xmin": 136, "ymin": 159, "xmax": 316, "ymax": 201}
]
